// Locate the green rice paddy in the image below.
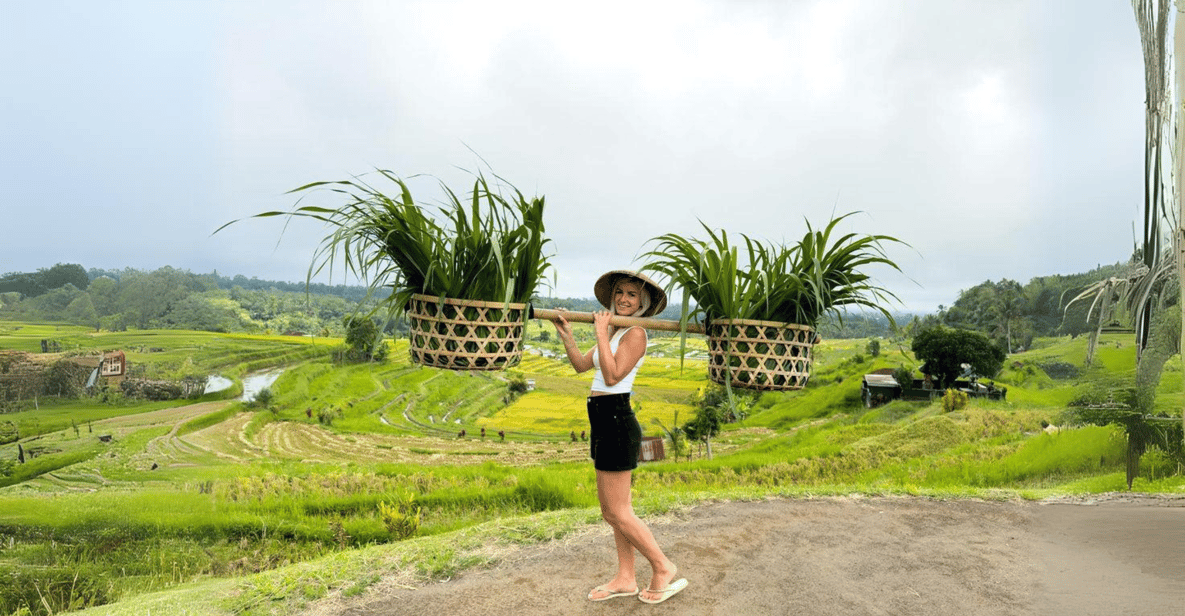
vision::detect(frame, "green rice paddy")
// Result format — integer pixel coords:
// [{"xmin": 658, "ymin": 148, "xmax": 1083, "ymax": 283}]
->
[{"xmin": 0, "ymin": 320, "xmax": 1181, "ymax": 616}]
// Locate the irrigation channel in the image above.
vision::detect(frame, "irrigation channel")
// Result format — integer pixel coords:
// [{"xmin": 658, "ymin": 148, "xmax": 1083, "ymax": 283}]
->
[{"xmin": 203, "ymin": 370, "xmax": 284, "ymax": 402}]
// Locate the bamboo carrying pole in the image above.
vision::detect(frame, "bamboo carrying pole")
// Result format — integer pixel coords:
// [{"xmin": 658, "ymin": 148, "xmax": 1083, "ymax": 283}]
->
[{"xmin": 528, "ymin": 306, "xmax": 706, "ymax": 335}]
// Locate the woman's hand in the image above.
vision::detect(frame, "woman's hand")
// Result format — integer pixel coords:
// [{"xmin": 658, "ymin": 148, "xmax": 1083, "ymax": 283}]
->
[
  {"xmin": 553, "ymin": 308, "xmax": 594, "ymax": 373},
  {"xmin": 551, "ymin": 308, "xmax": 576, "ymax": 340},
  {"xmin": 593, "ymin": 309, "xmax": 612, "ymax": 339}
]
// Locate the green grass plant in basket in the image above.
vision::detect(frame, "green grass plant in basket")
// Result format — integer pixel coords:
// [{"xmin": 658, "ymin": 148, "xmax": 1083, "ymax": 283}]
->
[
  {"xmin": 641, "ymin": 212, "xmax": 906, "ymax": 390},
  {"xmin": 217, "ymin": 168, "xmax": 553, "ymax": 370}
]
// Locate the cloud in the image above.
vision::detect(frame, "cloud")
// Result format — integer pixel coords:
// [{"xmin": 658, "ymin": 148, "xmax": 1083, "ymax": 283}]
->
[{"xmin": 1, "ymin": 0, "xmax": 1146, "ymax": 315}]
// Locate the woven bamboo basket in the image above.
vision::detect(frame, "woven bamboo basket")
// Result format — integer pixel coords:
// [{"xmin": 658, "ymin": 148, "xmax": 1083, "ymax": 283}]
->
[
  {"xmin": 707, "ymin": 318, "xmax": 815, "ymax": 391},
  {"xmin": 407, "ymin": 294, "xmax": 527, "ymax": 370}
]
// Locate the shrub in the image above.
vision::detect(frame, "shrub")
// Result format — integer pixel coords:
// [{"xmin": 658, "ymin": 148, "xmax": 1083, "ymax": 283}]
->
[
  {"xmin": 1039, "ymin": 361, "xmax": 1081, "ymax": 380},
  {"xmin": 378, "ymin": 493, "xmax": 421, "ymax": 540},
  {"xmin": 44, "ymin": 360, "xmax": 89, "ymax": 397},
  {"xmin": 252, "ymin": 387, "xmax": 275, "ymax": 409},
  {"xmin": 317, "ymin": 407, "xmax": 342, "ymax": 426},
  {"xmin": 941, "ymin": 388, "xmax": 968, "ymax": 413},
  {"xmin": 507, "ymin": 373, "xmax": 528, "ymax": 395},
  {"xmin": 344, "ymin": 316, "xmax": 384, "ymax": 362},
  {"xmin": 891, "ymin": 366, "xmax": 914, "ymax": 390},
  {"xmin": 0, "ymin": 421, "xmax": 17, "ymax": 445},
  {"xmin": 120, "ymin": 378, "xmax": 184, "ymax": 401}
]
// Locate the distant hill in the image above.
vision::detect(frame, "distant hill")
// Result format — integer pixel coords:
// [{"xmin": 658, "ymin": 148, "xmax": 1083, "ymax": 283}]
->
[
  {"xmin": 0, "ymin": 261, "xmax": 1130, "ymax": 343},
  {"xmin": 86, "ymin": 267, "xmax": 379, "ymax": 303}
]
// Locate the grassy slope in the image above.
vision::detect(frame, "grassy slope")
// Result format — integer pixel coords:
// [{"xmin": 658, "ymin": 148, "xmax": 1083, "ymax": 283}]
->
[{"xmin": 1, "ymin": 323, "xmax": 1182, "ymax": 616}]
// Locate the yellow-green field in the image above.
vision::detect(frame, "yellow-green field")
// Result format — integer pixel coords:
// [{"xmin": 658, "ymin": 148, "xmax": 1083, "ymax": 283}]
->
[{"xmin": 3, "ymin": 319, "xmax": 1185, "ymax": 616}]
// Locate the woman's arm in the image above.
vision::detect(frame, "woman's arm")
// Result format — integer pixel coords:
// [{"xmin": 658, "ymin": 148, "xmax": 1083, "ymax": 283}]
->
[
  {"xmin": 552, "ymin": 312, "xmax": 594, "ymax": 373},
  {"xmin": 594, "ymin": 314, "xmax": 647, "ymax": 386}
]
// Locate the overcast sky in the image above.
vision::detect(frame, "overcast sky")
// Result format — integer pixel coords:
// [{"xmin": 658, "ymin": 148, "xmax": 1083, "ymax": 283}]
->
[{"xmin": 1, "ymin": 0, "xmax": 1149, "ymax": 314}]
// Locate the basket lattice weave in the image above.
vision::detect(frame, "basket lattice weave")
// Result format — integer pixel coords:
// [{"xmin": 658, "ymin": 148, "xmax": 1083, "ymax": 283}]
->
[
  {"xmin": 407, "ymin": 294, "xmax": 526, "ymax": 370},
  {"xmin": 707, "ymin": 318, "xmax": 815, "ymax": 391}
]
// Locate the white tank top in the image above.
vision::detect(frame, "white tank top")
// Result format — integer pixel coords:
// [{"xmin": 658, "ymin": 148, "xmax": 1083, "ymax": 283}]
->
[{"xmin": 591, "ymin": 327, "xmax": 645, "ymax": 394}]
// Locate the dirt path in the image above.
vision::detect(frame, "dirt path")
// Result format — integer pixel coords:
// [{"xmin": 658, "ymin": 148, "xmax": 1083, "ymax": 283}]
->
[{"xmin": 309, "ymin": 494, "xmax": 1185, "ymax": 616}]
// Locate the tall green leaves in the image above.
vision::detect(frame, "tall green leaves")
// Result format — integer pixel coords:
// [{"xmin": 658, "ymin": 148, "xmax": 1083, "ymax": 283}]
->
[
  {"xmin": 642, "ymin": 212, "xmax": 905, "ymax": 328},
  {"xmin": 1131, "ymin": 0, "xmax": 1176, "ymax": 356},
  {"xmin": 216, "ymin": 169, "xmax": 553, "ymax": 317}
]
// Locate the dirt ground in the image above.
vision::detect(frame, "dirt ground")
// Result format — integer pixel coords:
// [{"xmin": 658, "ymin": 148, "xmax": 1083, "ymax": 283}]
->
[{"xmin": 313, "ymin": 494, "xmax": 1185, "ymax": 616}]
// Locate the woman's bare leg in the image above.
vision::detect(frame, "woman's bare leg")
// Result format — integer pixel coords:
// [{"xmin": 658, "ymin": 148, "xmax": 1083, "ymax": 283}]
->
[
  {"xmin": 612, "ymin": 526, "xmax": 636, "ymax": 580},
  {"xmin": 587, "ymin": 526, "xmax": 639, "ymax": 600},
  {"xmin": 595, "ymin": 470, "xmax": 678, "ymax": 602}
]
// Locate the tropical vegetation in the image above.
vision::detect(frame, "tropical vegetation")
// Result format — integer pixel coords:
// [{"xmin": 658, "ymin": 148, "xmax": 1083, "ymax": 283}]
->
[
  {"xmin": 641, "ymin": 213, "xmax": 905, "ymax": 328},
  {"xmin": 0, "ymin": 265, "xmax": 374, "ymax": 336},
  {"xmin": 216, "ymin": 169, "xmax": 554, "ymax": 319},
  {"xmin": 910, "ymin": 326, "xmax": 1006, "ymax": 390},
  {"xmin": 1, "ymin": 294, "xmax": 1183, "ymax": 615}
]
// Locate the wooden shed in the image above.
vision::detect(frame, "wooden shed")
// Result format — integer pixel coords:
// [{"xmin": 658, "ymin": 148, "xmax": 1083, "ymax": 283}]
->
[{"xmin": 639, "ymin": 436, "xmax": 665, "ymax": 462}]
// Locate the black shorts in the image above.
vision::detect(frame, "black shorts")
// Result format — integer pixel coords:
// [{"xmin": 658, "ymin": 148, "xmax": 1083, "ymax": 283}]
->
[{"xmin": 587, "ymin": 393, "xmax": 641, "ymax": 472}]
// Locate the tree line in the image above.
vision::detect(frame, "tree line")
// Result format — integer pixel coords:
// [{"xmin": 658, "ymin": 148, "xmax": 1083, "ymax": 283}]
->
[
  {"xmin": 0, "ymin": 264, "xmax": 89, "ymax": 298},
  {"xmin": 0, "ymin": 264, "xmax": 373, "ymax": 337},
  {"xmin": 0, "ymin": 262, "xmax": 1118, "ymax": 341},
  {"xmin": 910, "ymin": 262, "xmax": 1127, "ymax": 352}
]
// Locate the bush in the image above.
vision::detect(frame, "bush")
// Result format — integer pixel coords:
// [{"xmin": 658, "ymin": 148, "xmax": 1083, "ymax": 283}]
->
[
  {"xmin": 0, "ymin": 421, "xmax": 17, "ymax": 445},
  {"xmin": 941, "ymin": 388, "xmax": 968, "ymax": 413},
  {"xmin": 344, "ymin": 316, "xmax": 384, "ymax": 362},
  {"xmin": 378, "ymin": 493, "xmax": 421, "ymax": 540},
  {"xmin": 317, "ymin": 407, "xmax": 343, "ymax": 426},
  {"xmin": 252, "ymin": 387, "xmax": 275, "ymax": 409},
  {"xmin": 120, "ymin": 378, "xmax": 184, "ymax": 401},
  {"xmin": 507, "ymin": 373, "xmax": 528, "ymax": 395},
  {"xmin": 891, "ymin": 366, "xmax": 914, "ymax": 389},
  {"xmin": 1039, "ymin": 361, "xmax": 1081, "ymax": 380},
  {"xmin": 44, "ymin": 360, "xmax": 89, "ymax": 397}
]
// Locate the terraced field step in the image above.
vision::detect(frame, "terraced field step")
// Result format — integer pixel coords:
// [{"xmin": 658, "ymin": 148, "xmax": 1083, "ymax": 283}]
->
[{"xmin": 182, "ymin": 414, "xmax": 588, "ymax": 466}]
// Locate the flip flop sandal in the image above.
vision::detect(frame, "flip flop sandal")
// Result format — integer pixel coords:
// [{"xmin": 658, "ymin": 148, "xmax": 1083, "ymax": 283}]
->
[
  {"xmin": 588, "ymin": 585, "xmax": 639, "ymax": 601},
  {"xmin": 639, "ymin": 578, "xmax": 689, "ymax": 604}
]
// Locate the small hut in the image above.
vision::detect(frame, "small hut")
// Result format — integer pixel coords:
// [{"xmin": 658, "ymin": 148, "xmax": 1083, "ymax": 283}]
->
[
  {"xmin": 100, "ymin": 351, "xmax": 126, "ymax": 377},
  {"xmin": 639, "ymin": 436, "xmax": 665, "ymax": 462},
  {"xmin": 98, "ymin": 351, "xmax": 128, "ymax": 387}
]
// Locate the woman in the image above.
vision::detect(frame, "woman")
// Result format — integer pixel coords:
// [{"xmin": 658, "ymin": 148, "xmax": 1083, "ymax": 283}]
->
[{"xmin": 552, "ymin": 270, "xmax": 689, "ymax": 605}]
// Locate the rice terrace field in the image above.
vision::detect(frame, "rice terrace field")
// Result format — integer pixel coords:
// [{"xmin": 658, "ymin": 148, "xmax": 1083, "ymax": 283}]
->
[{"xmin": 0, "ymin": 318, "xmax": 1183, "ymax": 615}]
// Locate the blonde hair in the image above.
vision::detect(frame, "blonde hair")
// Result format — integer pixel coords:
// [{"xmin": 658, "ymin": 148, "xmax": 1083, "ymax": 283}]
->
[{"xmin": 608, "ymin": 277, "xmax": 651, "ymax": 334}]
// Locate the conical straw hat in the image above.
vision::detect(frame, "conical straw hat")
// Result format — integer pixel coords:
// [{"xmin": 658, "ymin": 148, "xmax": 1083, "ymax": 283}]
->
[{"xmin": 593, "ymin": 270, "xmax": 667, "ymax": 318}]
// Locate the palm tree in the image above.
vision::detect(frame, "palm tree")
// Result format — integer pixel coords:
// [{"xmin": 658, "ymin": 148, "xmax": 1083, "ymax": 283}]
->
[{"xmin": 995, "ymin": 279, "xmax": 1025, "ymax": 353}]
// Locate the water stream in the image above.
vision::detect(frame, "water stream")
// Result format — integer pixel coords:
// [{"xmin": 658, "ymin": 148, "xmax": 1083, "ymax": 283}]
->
[{"xmin": 203, "ymin": 370, "xmax": 285, "ymax": 402}]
